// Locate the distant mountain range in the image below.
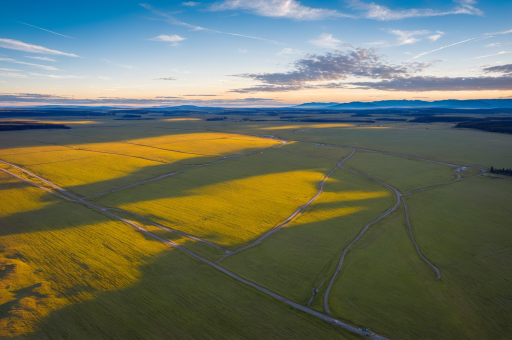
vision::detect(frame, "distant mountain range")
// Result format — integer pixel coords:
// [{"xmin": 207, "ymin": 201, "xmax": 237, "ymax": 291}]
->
[{"xmin": 293, "ymin": 99, "xmax": 512, "ymax": 110}]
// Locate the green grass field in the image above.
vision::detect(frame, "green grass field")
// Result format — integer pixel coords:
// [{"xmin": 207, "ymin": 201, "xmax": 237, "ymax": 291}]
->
[
  {"xmin": 278, "ymin": 126, "xmax": 512, "ymax": 168},
  {"xmin": 278, "ymin": 141, "xmax": 353, "ymax": 160},
  {"xmin": 221, "ymin": 169, "xmax": 394, "ymax": 303},
  {"xmin": 343, "ymin": 151, "xmax": 458, "ymax": 193},
  {"xmin": 327, "ymin": 176, "xmax": 512, "ymax": 339},
  {"xmin": 94, "ymin": 149, "xmax": 339, "ymax": 249},
  {"xmin": 0, "ymin": 174, "xmax": 358, "ymax": 340},
  {"xmin": 1, "ymin": 116, "xmax": 511, "ymax": 339}
]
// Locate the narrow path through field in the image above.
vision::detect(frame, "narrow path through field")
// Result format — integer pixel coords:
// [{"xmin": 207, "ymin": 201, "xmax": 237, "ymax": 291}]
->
[
  {"xmin": 105, "ymin": 208, "xmax": 231, "ymax": 253},
  {"xmin": 0, "ymin": 157, "xmax": 388, "ymax": 340},
  {"xmin": 217, "ymin": 149, "xmax": 355, "ymax": 261},
  {"xmin": 401, "ymin": 196, "xmax": 442, "ymax": 279},
  {"xmin": 323, "ymin": 165, "xmax": 402, "ymax": 315}
]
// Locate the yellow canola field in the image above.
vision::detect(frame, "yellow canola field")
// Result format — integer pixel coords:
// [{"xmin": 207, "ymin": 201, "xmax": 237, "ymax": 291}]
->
[
  {"xmin": 1, "ymin": 149, "xmax": 187, "ymax": 197},
  {"xmin": 95, "ymin": 151, "xmax": 339, "ymax": 248},
  {"xmin": 72, "ymin": 142, "xmax": 216, "ymax": 164},
  {"xmin": 155, "ymin": 137, "xmax": 279, "ymax": 156},
  {"xmin": 0, "ymin": 175, "xmax": 167, "ymax": 337}
]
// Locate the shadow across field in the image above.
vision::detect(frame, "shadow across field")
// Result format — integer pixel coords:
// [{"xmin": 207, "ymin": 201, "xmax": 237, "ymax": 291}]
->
[{"xmin": 30, "ymin": 246, "xmax": 358, "ymax": 340}]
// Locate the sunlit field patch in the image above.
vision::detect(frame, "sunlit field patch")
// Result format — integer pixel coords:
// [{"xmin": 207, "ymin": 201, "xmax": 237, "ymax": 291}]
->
[
  {"xmin": 94, "ymin": 150, "xmax": 339, "ymax": 248},
  {"xmin": 0, "ymin": 175, "xmax": 166, "ymax": 337},
  {"xmin": 0, "ymin": 173, "xmax": 357, "ymax": 340},
  {"xmin": 1, "ymin": 150, "xmax": 187, "ymax": 197},
  {"xmin": 221, "ymin": 169, "xmax": 394, "ymax": 303}
]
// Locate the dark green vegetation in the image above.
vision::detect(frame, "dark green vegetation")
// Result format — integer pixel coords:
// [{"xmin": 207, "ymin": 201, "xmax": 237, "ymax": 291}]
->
[
  {"xmin": 456, "ymin": 120, "xmax": 512, "ymax": 134},
  {"xmin": 490, "ymin": 166, "xmax": 512, "ymax": 176},
  {"xmin": 0, "ymin": 121, "xmax": 70, "ymax": 131}
]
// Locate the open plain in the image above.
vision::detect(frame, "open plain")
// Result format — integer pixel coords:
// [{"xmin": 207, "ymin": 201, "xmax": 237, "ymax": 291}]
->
[{"xmin": 1, "ymin": 114, "xmax": 511, "ymax": 340}]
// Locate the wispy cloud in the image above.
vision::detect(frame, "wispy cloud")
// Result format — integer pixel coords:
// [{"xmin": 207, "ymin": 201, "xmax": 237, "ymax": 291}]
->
[
  {"xmin": 16, "ymin": 21, "xmax": 75, "ymax": 39},
  {"xmin": 464, "ymin": 51, "xmax": 512, "ymax": 60},
  {"xmin": 408, "ymin": 37, "xmax": 479, "ymax": 60},
  {"xmin": 25, "ymin": 56, "xmax": 57, "ymax": 62},
  {"xmin": 141, "ymin": 3, "xmax": 281, "ymax": 44},
  {"xmin": 485, "ymin": 28, "xmax": 512, "ymax": 35},
  {"xmin": 309, "ymin": 33, "xmax": 342, "ymax": 49},
  {"xmin": 427, "ymin": 31, "xmax": 445, "ymax": 42},
  {"xmin": 387, "ymin": 29, "xmax": 430, "ymax": 45},
  {"xmin": 154, "ymin": 77, "xmax": 176, "ymax": 80},
  {"xmin": 276, "ymin": 48, "xmax": 304, "ymax": 56},
  {"xmin": 0, "ymin": 57, "xmax": 59, "ymax": 70},
  {"xmin": 0, "ymin": 68, "xmax": 20, "ymax": 72},
  {"xmin": 28, "ymin": 72, "xmax": 85, "ymax": 79},
  {"xmin": 149, "ymin": 34, "xmax": 186, "ymax": 46},
  {"xmin": 238, "ymin": 49, "xmax": 248, "ymax": 53},
  {"xmin": 209, "ymin": 0, "xmax": 351, "ymax": 20},
  {"xmin": 0, "ymin": 72, "xmax": 28, "ymax": 79},
  {"xmin": 486, "ymin": 43, "xmax": 501, "ymax": 47},
  {"xmin": 182, "ymin": 1, "xmax": 201, "ymax": 6},
  {"xmin": 0, "ymin": 92, "xmax": 279, "ymax": 106},
  {"xmin": 348, "ymin": 0, "xmax": 483, "ymax": 21},
  {"xmin": 0, "ymin": 38, "xmax": 79, "ymax": 57}
]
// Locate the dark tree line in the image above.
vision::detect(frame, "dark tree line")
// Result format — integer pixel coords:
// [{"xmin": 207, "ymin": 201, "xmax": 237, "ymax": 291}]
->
[
  {"xmin": 490, "ymin": 166, "xmax": 512, "ymax": 176},
  {"xmin": 0, "ymin": 121, "xmax": 70, "ymax": 131},
  {"xmin": 455, "ymin": 121, "xmax": 512, "ymax": 134}
]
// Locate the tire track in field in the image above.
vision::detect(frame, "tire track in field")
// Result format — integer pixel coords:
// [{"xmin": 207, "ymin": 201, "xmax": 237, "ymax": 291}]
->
[
  {"xmin": 0, "ymin": 158, "xmax": 389, "ymax": 340},
  {"xmin": 217, "ymin": 149, "xmax": 355, "ymax": 261},
  {"xmin": 322, "ymin": 165, "xmax": 402, "ymax": 315},
  {"xmin": 105, "ymin": 208, "xmax": 231, "ymax": 253},
  {"xmin": 401, "ymin": 196, "xmax": 442, "ymax": 279}
]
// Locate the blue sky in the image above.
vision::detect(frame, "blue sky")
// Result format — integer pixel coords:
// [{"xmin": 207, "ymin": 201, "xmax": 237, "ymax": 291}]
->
[{"xmin": 1, "ymin": 0, "xmax": 511, "ymax": 106}]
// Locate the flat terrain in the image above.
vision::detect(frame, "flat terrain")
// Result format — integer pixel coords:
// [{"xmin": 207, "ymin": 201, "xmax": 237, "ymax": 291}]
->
[
  {"xmin": 1, "ymin": 114, "xmax": 511, "ymax": 339},
  {"xmin": 94, "ymin": 149, "xmax": 338, "ymax": 249},
  {"xmin": 221, "ymin": 169, "xmax": 394, "ymax": 303},
  {"xmin": 278, "ymin": 125, "xmax": 512, "ymax": 168},
  {"xmin": 0, "ymin": 174, "xmax": 357, "ymax": 340},
  {"xmin": 343, "ymin": 151, "xmax": 457, "ymax": 193}
]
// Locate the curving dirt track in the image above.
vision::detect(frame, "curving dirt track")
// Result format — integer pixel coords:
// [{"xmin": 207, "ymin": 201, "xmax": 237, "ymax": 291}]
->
[
  {"xmin": 323, "ymin": 165, "xmax": 402, "ymax": 315},
  {"xmin": 401, "ymin": 196, "xmax": 442, "ymax": 279},
  {"xmin": 0, "ymin": 157, "xmax": 389, "ymax": 340},
  {"xmin": 218, "ymin": 149, "xmax": 356, "ymax": 261}
]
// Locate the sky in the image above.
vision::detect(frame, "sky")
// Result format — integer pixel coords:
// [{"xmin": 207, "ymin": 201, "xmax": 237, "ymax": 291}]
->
[{"xmin": 1, "ymin": 0, "xmax": 512, "ymax": 107}]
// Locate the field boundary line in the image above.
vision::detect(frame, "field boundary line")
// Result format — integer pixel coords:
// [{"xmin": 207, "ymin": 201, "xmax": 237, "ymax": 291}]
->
[
  {"xmin": 84, "ymin": 141, "xmax": 286, "ymax": 199},
  {"xmin": 105, "ymin": 208, "xmax": 231, "ymax": 253},
  {"xmin": 218, "ymin": 149, "xmax": 356, "ymax": 261},
  {"xmin": 401, "ymin": 196, "xmax": 442, "ymax": 279},
  {"xmin": 323, "ymin": 165, "xmax": 401, "ymax": 315},
  {"xmin": 0, "ymin": 159, "xmax": 389, "ymax": 340}
]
